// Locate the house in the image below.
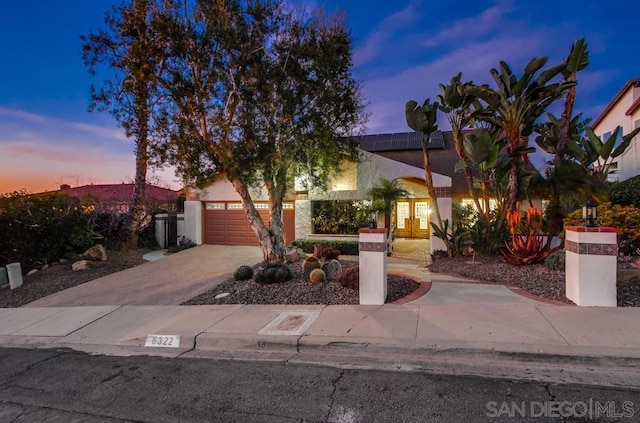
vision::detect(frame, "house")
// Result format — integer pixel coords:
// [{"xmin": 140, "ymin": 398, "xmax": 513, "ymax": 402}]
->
[
  {"xmin": 181, "ymin": 130, "xmax": 469, "ymax": 253},
  {"xmin": 56, "ymin": 183, "xmax": 181, "ymax": 212},
  {"xmin": 591, "ymin": 78, "xmax": 640, "ymax": 181}
]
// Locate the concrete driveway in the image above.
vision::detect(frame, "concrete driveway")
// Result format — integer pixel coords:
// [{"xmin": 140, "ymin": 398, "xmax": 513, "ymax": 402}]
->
[{"xmin": 26, "ymin": 245, "xmax": 263, "ymax": 307}]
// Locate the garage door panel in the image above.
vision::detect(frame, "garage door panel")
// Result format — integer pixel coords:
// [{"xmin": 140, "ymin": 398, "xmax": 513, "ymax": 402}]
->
[{"xmin": 204, "ymin": 202, "xmax": 294, "ymax": 246}]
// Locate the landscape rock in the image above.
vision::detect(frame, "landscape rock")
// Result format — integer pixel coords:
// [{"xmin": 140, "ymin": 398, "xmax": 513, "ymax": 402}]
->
[
  {"xmin": 27, "ymin": 269, "xmax": 38, "ymax": 276},
  {"xmin": 72, "ymin": 260, "xmax": 92, "ymax": 271},
  {"xmin": 59, "ymin": 258, "xmax": 68, "ymax": 264},
  {"xmin": 322, "ymin": 259, "xmax": 343, "ymax": 281},
  {"xmin": 41, "ymin": 264, "xmax": 49, "ymax": 270},
  {"xmin": 83, "ymin": 244, "xmax": 107, "ymax": 262},
  {"xmin": 285, "ymin": 250, "xmax": 303, "ymax": 263}
]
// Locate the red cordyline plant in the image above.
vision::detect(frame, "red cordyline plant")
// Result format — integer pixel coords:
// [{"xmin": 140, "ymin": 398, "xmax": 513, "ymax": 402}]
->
[{"xmin": 500, "ymin": 203, "xmax": 552, "ymax": 265}]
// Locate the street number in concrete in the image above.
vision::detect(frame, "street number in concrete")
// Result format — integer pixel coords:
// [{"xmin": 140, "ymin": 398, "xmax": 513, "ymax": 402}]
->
[{"xmin": 145, "ymin": 334, "xmax": 181, "ymax": 348}]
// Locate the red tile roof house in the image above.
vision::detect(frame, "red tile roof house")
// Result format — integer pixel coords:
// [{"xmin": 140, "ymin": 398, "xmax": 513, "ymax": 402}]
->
[
  {"xmin": 57, "ymin": 183, "xmax": 181, "ymax": 213},
  {"xmin": 181, "ymin": 130, "xmax": 469, "ymax": 254}
]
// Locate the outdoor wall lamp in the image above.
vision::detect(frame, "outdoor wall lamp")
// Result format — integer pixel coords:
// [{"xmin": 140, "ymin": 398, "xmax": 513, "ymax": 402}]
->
[
  {"xmin": 369, "ymin": 210, "xmax": 379, "ymax": 229},
  {"xmin": 583, "ymin": 199, "xmax": 598, "ymax": 227}
]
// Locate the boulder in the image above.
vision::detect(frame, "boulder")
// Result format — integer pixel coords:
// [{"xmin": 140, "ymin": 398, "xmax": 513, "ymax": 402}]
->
[
  {"xmin": 72, "ymin": 260, "xmax": 92, "ymax": 271},
  {"xmin": 27, "ymin": 269, "xmax": 38, "ymax": 276},
  {"xmin": 322, "ymin": 259, "xmax": 343, "ymax": 281},
  {"xmin": 83, "ymin": 244, "xmax": 107, "ymax": 262}
]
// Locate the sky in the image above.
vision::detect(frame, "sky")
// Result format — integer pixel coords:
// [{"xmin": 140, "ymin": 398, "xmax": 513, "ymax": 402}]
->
[{"xmin": 1, "ymin": 0, "xmax": 638, "ymax": 195}]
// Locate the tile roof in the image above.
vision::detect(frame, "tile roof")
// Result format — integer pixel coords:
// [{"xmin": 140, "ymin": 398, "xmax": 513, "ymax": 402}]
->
[{"xmin": 58, "ymin": 183, "xmax": 180, "ymax": 204}]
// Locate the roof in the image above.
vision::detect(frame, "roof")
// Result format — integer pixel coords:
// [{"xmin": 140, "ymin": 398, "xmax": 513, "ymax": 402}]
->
[
  {"xmin": 592, "ymin": 78, "xmax": 640, "ymax": 129},
  {"xmin": 355, "ymin": 130, "xmax": 446, "ymax": 152},
  {"xmin": 358, "ymin": 130, "xmax": 470, "ymax": 194},
  {"xmin": 58, "ymin": 183, "xmax": 180, "ymax": 203}
]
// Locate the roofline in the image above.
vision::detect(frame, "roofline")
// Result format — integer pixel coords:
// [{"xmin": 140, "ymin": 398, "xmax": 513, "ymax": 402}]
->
[
  {"xmin": 626, "ymin": 96, "xmax": 640, "ymax": 117},
  {"xmin": 592, "ymin": 78, "xmax": 640, "ymax": 129}
]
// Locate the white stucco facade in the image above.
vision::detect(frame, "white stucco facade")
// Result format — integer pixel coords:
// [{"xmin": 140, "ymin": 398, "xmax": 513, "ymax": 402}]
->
[
  {"xmin": 186, "ymin": 149, "xmax": 453, "ymax": 254},
  {"xmin": 592, "ymin": 79, "xmax": 640, "ymax": 181}
]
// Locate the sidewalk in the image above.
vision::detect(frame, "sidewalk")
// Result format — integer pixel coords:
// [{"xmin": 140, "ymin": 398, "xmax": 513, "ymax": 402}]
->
[{"xmin": 2, "ymin": 254, "xmax": 640, "ymax": 387}]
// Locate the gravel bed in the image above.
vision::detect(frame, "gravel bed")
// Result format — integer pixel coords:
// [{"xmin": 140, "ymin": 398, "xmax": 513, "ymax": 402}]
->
[
  {"xmin": 429, "ymin": 256, "xmax": 640, "ymax": 307},
  {"xmin": 183, "ymin": 260, "xmax": 419, "ymax": 306},
  {"xmin": 0, "ymin": 250, "xmax": 145, "ymax": 308}
]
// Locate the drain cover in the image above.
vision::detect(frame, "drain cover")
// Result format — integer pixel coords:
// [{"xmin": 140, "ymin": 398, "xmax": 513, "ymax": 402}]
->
[{"xmin": 258, "ymin": 311, "xmax": 320, "ymax": 336}]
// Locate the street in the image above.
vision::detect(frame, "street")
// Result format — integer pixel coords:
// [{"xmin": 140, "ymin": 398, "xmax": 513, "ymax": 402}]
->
[{"xmin": 0, "ymin": 347, "xmax": 638, "ymax": 422}]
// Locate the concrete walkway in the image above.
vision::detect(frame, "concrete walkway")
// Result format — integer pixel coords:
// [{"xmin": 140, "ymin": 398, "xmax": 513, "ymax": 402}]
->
[
  {"xmin": 26, "ymin": 245, "xmax": 263, "ymax": 307},
  {"xmin": 4, "ymin": 250, "xmax": 640, "ymax": 387}
]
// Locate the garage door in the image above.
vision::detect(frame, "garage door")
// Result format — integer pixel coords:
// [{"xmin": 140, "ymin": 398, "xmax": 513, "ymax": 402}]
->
[{"xmin": 204, "ymin": 202, "xmax": 295, "ymax": 246}]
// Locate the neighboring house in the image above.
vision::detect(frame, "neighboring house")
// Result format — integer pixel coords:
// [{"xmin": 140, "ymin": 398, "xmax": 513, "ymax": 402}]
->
[
  {"xmin": 182, "ymin": 130, "xmax": 462, "ymax": 253},
  {"xmin": 55, "ymin": 183, "xmax": 181, "ymax": 212},
  {"xmin": 591, "ymin": 78, "xmax": 640, "ymax": 182}
]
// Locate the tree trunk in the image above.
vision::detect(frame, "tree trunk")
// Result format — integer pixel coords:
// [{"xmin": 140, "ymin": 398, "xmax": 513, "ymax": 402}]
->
[
  {"xmin": 123, "ymin": 0, "xmax": 150, "ymax": 251},
  {"xmin": 230, "ymin": 178, "xmax": 280, "ymax": 262},
  {"xmin": 421, "ymin": 140, "xmax": 443, "ymax": 229},
  {"xmin": 265, "ymin": 174, "xmax": 287, "ymax": 262}
]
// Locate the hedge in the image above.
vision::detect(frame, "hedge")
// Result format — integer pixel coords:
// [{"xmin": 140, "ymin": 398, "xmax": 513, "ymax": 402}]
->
[{"xmin": 290, "ymin": 239, "xmax": 359, "ymax": 255}]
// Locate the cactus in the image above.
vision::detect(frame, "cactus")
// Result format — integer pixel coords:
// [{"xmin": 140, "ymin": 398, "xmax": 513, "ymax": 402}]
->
[
  {"xmin": 254, "ymin": 261, "xmax": 292, "ymax": 284},
  {"xmin": 309, "ymin": 268, "xmax": 326, "ymax": 284},
  {"xmin": 544, "ymin": 249, "xmax": 565, "ymax": 271},
  {"xmin": 303, "ymin": 255, "xmax": 321, "ymax": 275},
  {"xmin": 233, "ymin": 265, "xmax": 254, "ymax": 280}
]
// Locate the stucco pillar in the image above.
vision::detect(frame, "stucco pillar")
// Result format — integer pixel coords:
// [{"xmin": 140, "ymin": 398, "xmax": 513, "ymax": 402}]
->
[
  {"xmin": 565, "ymin": 226, "xmax": 618, "ymax": 307},
  {"xmin": 358, "ymin": 228, "xmax": 387, "ymax": 305},
  {"xmin": 295, "ymin": 199, "xmax": 312, "ymax": 240},
  {"xmin": 183, "ymin": 201, "xmax": 203, "ymax": 245}
]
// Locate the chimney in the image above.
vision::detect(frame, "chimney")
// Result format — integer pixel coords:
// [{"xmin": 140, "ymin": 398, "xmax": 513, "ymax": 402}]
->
[{"xmin": 60, "ymin": 184, "xmax": 71, "ymax": 191}]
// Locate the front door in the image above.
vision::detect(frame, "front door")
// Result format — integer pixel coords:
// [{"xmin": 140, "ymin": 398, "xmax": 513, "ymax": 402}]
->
[{"xmin": 395, "ymin": 199, "xmax": 430, "ymax": 238}]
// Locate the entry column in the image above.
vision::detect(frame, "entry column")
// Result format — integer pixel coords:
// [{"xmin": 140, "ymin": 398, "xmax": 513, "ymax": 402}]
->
[{"xmin": 358, "ymin": 228, "xmax": 387, "ymax": 305}]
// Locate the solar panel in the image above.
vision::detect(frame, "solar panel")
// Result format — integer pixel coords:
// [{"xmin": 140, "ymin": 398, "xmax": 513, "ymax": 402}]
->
[{"xmin": 354, "ymin": 130, "xmax": 446, "ymax": 152}]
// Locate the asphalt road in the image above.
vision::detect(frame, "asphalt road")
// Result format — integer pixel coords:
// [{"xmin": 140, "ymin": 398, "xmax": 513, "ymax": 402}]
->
[{"xmin": 0, "ymin": 347, "xmax": 639, "ymax": 423}]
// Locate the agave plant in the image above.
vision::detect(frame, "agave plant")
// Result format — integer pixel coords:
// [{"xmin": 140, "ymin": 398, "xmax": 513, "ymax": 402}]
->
[{"xmin": 500, "ymin": 204, "xmax": 553, "ymax": 265}]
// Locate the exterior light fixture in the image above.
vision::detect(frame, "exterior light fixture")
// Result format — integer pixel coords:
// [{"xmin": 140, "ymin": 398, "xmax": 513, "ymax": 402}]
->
[
  {"xmin": 583, "ymin": 200, "xmax": 598, "ymax": 227},
  {"xmin": 369, "ymin": 210, "xmax": 378, "ymax": 229}
]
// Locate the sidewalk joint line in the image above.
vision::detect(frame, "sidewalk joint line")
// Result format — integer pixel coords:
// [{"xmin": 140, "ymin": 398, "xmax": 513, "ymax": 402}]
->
[
  {"xmin": 534, "ymin": 306, "xmax": 570, "ymax": 346},
  {"xmin": 59, "ymin": 305, "xmax": 124, "ymax": 339}
]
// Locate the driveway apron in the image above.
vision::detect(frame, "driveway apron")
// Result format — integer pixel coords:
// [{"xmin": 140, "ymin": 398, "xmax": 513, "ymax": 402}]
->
[{"xmin": 25, "ymin": 245, "xmax": 263, "ymax": 307}]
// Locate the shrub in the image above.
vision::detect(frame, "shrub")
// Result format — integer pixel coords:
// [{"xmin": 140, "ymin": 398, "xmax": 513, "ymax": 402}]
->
[
  {"xmin": 610, "ymin": 175, "xmax": 640, "ymax": 208},
  {"xmin": 313, "ymin": 245, "xmax": 340, "ymax": 261},
  {"xmin": 0, "ymin": 191, "xmax": 95, "ymax": 267},
  {"xmin": 309, "ymin": 268, "xmax": 326, "ymax": 284},
  {"xmin": 311, "ymin": 200, "xmax": 371, "ymax": 235},
  {"xmin": 431, "ymin": 249, "xmax": 448, "ymax": 261},
  {"xmin": 234, "ymin": 265, "xmax": 254, "ymax": 281},
  {"xmin": 545, "ymin": 249, "xmax": 565, "ymax": 271},
  {"xmin": 167, "ymin": 236, "xmax": 197, "ymax": 254},
  {"xmin": 302, "ymin": 255, "xmax": 321, "ymax": 275},
  {"xmin": 338, "ymin": 267, "xmax": 359, "ymax": 291},
  {"xmin": 565, "ymin": 202, "xmax": 640, "ymax": 255},
  {"xmin": 254, "ymin": 261, "xmax": 292, "ymax": 284},
  {"xmin": 500, "ymin": 205, "xmax": 551, "ymax": 265},
  {"xmin": 290, "ymin": 239, "xmax": 359, "ymax": 255}
]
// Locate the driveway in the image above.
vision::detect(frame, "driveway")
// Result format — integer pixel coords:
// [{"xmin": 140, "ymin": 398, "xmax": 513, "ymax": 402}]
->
[{"xmin": 26, "ymin": 245, "xmax": 263, "ymax": 307}]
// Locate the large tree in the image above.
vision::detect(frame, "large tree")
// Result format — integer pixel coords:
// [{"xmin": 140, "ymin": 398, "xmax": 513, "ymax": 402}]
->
[
  {"xmin": 149, "ymin": 0, "xmax": 366, "ymax": 260},
  {"xmin": 82, "ymin": 0, "xmax": 162, "ymax": 249}
]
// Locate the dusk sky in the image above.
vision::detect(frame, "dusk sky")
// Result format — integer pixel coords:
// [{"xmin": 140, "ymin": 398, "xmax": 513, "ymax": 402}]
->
[{"xmin": 1, "ymin": 0, "xmax": 638, "ymax": 195}]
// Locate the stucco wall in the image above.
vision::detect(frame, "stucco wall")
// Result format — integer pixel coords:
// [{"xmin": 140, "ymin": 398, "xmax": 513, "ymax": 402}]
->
[
  {"xmin": 593, "ymin": 86, "xmax": 640, "ymax": 181},
  {"xmin": 308, "ymin": 150, "xmax": 451, "ymax": 201}
]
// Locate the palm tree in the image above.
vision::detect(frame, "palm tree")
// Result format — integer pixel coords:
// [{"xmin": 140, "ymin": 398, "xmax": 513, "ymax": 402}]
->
[
  {"xmin": 462, "ymin": 58, "xmax": 574, "ymax": 214},
  {"xmin": 367, "ymin": 178, "xmax": 411, "ymax": 231}
]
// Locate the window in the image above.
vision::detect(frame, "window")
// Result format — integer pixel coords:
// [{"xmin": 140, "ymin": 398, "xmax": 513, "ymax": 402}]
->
[{"xmin": 206, "ymin": 203, "xmax": 225, "ymax": 210}]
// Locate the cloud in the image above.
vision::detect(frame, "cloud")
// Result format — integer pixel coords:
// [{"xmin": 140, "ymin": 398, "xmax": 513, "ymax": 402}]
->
[
  {"xmin": 0, "ymin": 107, "xmax": 128, "ymax": 142},
  {"xmin": 363, "ymin": 34, "xmax": 547, "ymax": 133},
  {"xmin": 353, "ymin": 3, "xmax": 422, "ymax": 68},
  {"xmin": 422, "ymin": 5, "xmax": 504, "ymax": 47}
]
